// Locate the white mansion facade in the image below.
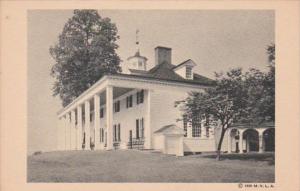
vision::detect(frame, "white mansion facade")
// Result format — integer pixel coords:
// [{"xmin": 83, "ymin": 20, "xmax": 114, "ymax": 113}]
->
[{"xmin": 56, "ymin": 46, "xmax": 275, "ymax": 156}]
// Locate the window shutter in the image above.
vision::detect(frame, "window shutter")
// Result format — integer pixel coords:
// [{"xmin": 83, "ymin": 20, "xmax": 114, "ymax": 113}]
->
[
  {"xmin": 141, "ymin": 118, "xmax": 144, "ymax": 138},
  {"xmin": 141, "ymin": 90, "xmax": 144, "ymax": 103},
  {"xmin": 136, "ymin": 119, "xmax": 139, "ymax": 139},
  {"xmin": 113, "ymin": 125, "xmax": 117, "ymax": 141},
  {"xmin": 118, "ymin": 124, "xmax": 121, "ymax": 141}
]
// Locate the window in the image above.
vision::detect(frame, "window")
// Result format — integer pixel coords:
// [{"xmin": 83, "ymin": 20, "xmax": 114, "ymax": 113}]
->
[
  {"xmin": 140, "ymin": 118, "xmax": 144, "ymax": 138},
  {"xmin": 90, "ymin": 112, "xmax": 93, "ymax": 122},
  {"xmin": 183, "ymin": 115, "xmax": 188, "ymax": 137},
  {"xmin": 138, "ymin": 60, "xmax": 143, "ymax": 67},
  {"xmin": 75, "ymin": 112, "xmax": 78, "ymax": 125},
  {"xmin": 114, "ymin": 100, "xmax": 120, "ymax": 112},
  {"xmin": 192, "ymin": 116, "xmax": 201, "ymax": 137},
  {"xmin": 186, "ymin": 66, "xmax": 192, "ymax": 79},
  {"xmin": 113, "ymin": 124, "xmax": 121, "ymax": 142},
  {"xmin": 100, "ymin": 108, "xmax": 104, "ymax": 118},
  {"xmin": 136, "ymin": 118, "xmax": 144, "ymax": 139},
  {"xmin": 137, "ymin": 90, "xmax": 144, "ymax": 104},
  {"xmin": 126, "ymin": 95, "xmax": 133, "ymax": 108}
]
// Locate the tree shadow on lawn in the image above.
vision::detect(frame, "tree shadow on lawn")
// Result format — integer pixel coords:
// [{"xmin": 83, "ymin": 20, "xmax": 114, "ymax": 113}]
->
[{"xmin": 200, "ymin": 152, "xmax": 275, "ymax": 165}]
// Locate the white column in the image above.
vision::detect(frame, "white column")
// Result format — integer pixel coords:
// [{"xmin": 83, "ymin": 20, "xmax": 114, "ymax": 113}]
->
[
  {"xmin": 77, "ymin": 105, "xmax": 83, "ymax": 150},
  {"xmin": 85, "ymin": 100, "xmax": 91, "ymax": 150},
  {"xmin": 57, "ymin": 118, "xmax": 62, "ymax": 150},
  {"xmin": 60, "ymin": 117, "xmax": 65, "ymax": 150},
  {"xmin": 94, "ymin": 94, "xmax": 100, "ymax": 150},
  {"xmin": 106, "ymin": 86, "xmax": 113, "ymax": 150},
  {"xmin": 71, "ymin": 110, "xmax": 76, "ymax": 150},
  {"xmin": 63, "ymin": 116, "xmax": 67, "ymax": 150},
  {"xmin": 227, "ymin": 129, "xmax": 232, "ymax": 153},
  {"xmin": 145, "ymin": 89, "xmax": 151, "ymax": 149},
  {"xmin": 239, "ymin": 129, "xmax": 244, "ymax": 153},
  {"xmin": 258, "ymin": 129, "xmax": 264, "ymax": 153},
  {"xmin": 66, "ymin": 113, "xmax": 71, "ymax": 150}
]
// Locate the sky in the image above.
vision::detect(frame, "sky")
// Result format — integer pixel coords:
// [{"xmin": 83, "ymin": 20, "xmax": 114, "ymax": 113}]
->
[{"xmin": 28, "ymin": 10, "xmax": 274, "ymax": 154}]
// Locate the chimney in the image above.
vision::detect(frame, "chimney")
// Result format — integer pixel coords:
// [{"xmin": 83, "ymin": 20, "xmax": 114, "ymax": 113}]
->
[{"xmin": 155, "ymin": 46, "xmax": 172, "ymax": 65}]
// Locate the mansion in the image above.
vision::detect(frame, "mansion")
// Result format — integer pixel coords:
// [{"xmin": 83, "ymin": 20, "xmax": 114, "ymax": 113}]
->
[{"xmin": 56, "ymin": 46, "xmax": 275, "ymax": 156}]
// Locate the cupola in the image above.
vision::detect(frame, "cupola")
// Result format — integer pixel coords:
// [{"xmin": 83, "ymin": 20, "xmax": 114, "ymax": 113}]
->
[{"xmin": 126, "ymin": 29, "xmax": 148, "ymax": 72}]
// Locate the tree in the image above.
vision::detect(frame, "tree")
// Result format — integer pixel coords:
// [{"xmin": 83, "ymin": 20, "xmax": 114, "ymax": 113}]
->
[
  {"xmin": 242, "ymin": 44, "xmax": 275, "ymax": 123},
  {"xmin": 176, "ymin": 44, "xmax": 275, "ymax": 160},
  {"xmin": 50, "ymin": 10, "xmax": 121, "ymax": 106},
  {"xmin": 176, "ymin": 68, "xmax": 248, "ymax": 160}
]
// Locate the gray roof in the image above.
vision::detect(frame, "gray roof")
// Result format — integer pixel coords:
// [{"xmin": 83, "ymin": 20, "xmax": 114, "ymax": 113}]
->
[{"xmin": 127, "ymin": 62, "xmax": 215, "ymax": 86}]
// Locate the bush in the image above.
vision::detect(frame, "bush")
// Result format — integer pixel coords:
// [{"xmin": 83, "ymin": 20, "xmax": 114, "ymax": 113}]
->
[{"xmin": 33, "ymin": 151, "xmax": 42, "ymax": 155}]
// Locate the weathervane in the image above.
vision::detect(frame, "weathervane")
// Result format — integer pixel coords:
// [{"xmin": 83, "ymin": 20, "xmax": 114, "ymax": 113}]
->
[{"xmin": 136, "ymin": 29, "xmax": 140, "ymax": 52}]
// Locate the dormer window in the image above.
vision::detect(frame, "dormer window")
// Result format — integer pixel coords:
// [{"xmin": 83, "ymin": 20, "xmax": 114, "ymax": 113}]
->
[
  {"xmin": 186, "ymin": 66, "xmax": 192, "ymax": 79},
  {"xmin": 173, "ymin": 59, "xmax": 196, "ymax": 79}
]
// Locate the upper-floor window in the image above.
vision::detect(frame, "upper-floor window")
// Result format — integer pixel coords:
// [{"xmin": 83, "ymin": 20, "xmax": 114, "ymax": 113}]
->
[
  {"xmin": 186, "ymin": 66, "xmax": 192, "ymax": 79},
  {"xmin": 100, "ymin": 108, "xmax": 104, "ymax": 118},
  {"xmin": 126, "ymin": 95, "xmax": 133, "ymax": 108},
  {"xmin": 90, "ymin": 112, "xmax": 93, "ymax": 122},
  {"xmin": 136, "ymin": 90, "xmax": 144, "ymax": 104},
  {"xmin": 114, "ymin": 100, "xmax": 120, "ymax": 113}
]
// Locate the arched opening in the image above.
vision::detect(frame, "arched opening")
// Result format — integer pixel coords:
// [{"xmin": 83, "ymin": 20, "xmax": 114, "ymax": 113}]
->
[
  {"xmin": 243, "ymin": 129, "xmax": 259, "ymax": 152},
  {"xmin": 263, "ymin": 128, "xmax": 275, "ymax": 152},
  {"xmin": 229, "ymin": 129, "xmax": 239, "ymax": 153}
]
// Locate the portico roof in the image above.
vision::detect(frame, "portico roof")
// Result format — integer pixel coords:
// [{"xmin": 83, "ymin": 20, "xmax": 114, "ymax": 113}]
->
[
  {"xmin": 57, "ymin": 72, "xmax": 210, "ymax": 118},
  {"xmin": 230, "ymin": 121, "xmax": 275, "ymax": 129}
]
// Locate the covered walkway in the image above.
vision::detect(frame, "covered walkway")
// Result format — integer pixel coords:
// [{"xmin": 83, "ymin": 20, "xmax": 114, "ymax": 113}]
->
[{"xmin": 227, "ymin": 122, "xmax": 275, "ymax": 153}]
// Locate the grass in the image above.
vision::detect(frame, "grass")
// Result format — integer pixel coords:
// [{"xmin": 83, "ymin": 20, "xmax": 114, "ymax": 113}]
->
[{"xmin": 27, "ymin": 150, "xmax": 274, "ymax": 183}]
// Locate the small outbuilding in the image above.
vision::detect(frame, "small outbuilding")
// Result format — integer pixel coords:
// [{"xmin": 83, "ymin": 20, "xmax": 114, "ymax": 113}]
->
[{"xmin": 153, "ymin": 124, "xmax": 185, "ymax": 156}]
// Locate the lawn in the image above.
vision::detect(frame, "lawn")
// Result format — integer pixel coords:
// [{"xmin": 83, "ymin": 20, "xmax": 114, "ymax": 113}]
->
[{"xmin": 27, "ymin": 150, "xmax": 274, "ymax": 183}]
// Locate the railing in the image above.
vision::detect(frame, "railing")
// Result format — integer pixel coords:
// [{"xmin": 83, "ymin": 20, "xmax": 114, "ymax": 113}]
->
[
  {"xmin": 113, "ymin": 141, "xmax": 120, "ymax": 150},
  {"xmin": 127, "ymin": 137, "xmax": 145, "ymax": 150}
]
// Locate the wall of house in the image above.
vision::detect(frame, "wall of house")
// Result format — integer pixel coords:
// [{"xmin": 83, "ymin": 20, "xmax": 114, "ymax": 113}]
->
[
  {"xmin": 88, "ymin": 83, "xmax": 208, "ymax": 151},
  {"xmin": 93, "ymin": 89, "xmax": 148, "ymax": 149},
  {"xmin": 150, "ymin": 87, "xmax": 204, "ymax": 148}
]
